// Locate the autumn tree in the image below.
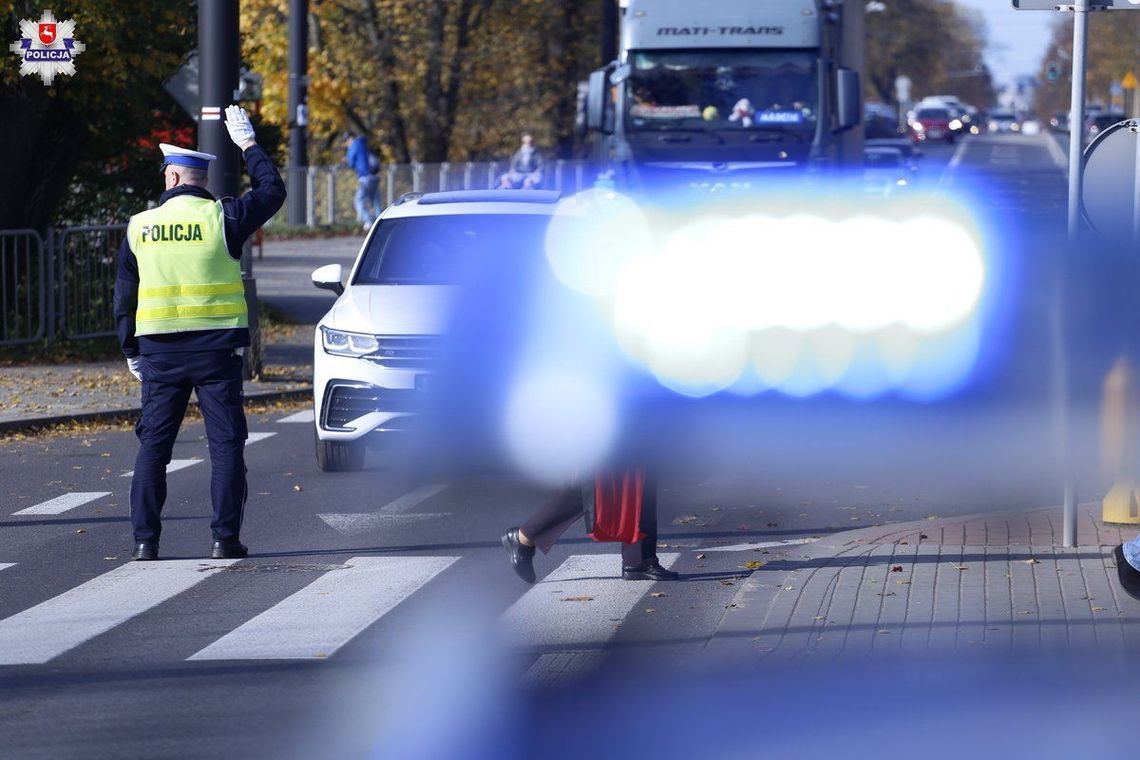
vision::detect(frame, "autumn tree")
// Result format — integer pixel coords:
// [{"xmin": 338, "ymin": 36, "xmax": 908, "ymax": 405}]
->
[
  {"xmin": 864, "ymin": 0, "xmax": 995, "ymax": 109},
  {"xmin": 240, "ymin": 0, "xmax": 600, "ymax": 165},
  {"xmin": 0, "ymin": 0, "xmax": 197, "ymax": 228},
  {"xmin": 1034, "ymin": 13, "xmax": 1140, "ymax": 118}
]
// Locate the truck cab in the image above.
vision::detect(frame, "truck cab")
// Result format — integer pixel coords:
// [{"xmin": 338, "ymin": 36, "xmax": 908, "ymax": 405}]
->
[{"xmin": 585, "ymin": 0, "xmax": 861, "ymax": 193}]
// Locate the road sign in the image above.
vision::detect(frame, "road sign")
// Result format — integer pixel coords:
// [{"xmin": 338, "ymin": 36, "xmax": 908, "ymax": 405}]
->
[
  {"xmin": 1125, "ymin": 71, "xmax": 1139, "ymax": 90},
  {"xmin": 1081, "ymin": 118, "xmax": 1140, "ymax": 238},
  {"xmin": 894, "ymin": 74, "xmax": 912, "ymax": 103}
]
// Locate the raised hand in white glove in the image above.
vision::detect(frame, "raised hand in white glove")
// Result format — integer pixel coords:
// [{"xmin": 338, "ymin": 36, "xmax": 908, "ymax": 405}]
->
[
  {"xmin": 224, "ymin": 105, "xmax": 257, "ymax": 150},
  {"xmin": 126, "ymin": 356, "xmax": 143, "ymax": 381}
]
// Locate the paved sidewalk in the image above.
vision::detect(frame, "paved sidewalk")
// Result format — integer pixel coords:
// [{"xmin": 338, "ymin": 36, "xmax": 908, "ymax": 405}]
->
[{"xmin": 707, "ymin": 503, "xmax": 1140, "ymax": 659}]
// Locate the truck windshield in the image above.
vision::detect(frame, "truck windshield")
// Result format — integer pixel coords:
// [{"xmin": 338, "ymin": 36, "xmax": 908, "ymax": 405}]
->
[{"xmin": 626, "ymin": 49, "xmax": 818, "ymax": 133}]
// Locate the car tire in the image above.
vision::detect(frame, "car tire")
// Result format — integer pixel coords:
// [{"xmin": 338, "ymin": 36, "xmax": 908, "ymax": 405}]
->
[{"xmin": 316, "ymin": 435, "xmax": 365, "ymax": 472}]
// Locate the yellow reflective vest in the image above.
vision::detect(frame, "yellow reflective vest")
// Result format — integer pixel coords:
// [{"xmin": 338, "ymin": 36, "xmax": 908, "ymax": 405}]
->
[{"xmin": 127, "ymin": 195, "xmax": 248, "ymax": 336}]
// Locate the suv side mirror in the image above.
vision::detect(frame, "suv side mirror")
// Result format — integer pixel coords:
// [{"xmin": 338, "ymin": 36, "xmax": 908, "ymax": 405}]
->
[
  {"xmin": 586, "ymin": 68, "xmax": 609, "ymax": 132},
  {"xmin": 312, "ymin": 263, "xmax": 344, "ymax": 296},
  {"xmin": 835, "ymin": 68, "xmax": 861, "ymax": 133}
]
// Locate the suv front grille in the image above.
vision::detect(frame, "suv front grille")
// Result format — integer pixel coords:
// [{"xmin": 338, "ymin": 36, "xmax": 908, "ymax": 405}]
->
[
  {"xmin": 362, "ymin": 335, "xmax": 441, "ymax": 370},
  {"xmin": 322, "ymin": 382, "xmax": 420, "ymax": 430}
]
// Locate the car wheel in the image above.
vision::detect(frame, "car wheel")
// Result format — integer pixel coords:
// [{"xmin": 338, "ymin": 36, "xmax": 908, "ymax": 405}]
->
[{"xmin": 316, "ymin": 435, "xmax": 365, "ymax": 472}]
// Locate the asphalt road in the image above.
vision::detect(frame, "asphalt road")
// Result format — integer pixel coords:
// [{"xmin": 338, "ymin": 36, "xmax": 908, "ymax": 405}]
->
[{"xmin": 4, "ymin": 134, "xmax": 1125, "ymax": 759}]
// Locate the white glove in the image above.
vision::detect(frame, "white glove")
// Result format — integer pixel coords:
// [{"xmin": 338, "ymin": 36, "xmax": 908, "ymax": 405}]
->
[
  {"xmin": 126, "ymin": 357, "xmax": 143, "ymax": 381},
  {"xmin": 224, "ymin": 105, "xmax": 256, "ymax": 149}
]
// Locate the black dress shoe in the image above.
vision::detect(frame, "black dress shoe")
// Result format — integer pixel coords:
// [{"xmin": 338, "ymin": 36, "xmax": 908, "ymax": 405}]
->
[
  {"xmin": 131, "ymin": 542, "xmax": 159, "ymax": 561},
  {"xmin": 211, "ymin": 539, "xmax": 248, "ymax": 559},
  {"xmin": 501, "ymin": 527, "xmax": 536, "ymax": 584},
  {"xmin": 1115, "ymin": 545, "xmax": 1140, "ymax": 601},
  {"xmin": 622, "ymin": 559, "xmax": 679, "ymax": 581}
]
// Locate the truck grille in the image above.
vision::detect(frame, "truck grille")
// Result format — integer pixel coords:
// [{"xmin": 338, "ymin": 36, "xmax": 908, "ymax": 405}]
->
[
  {"xmin": 363, "ymin": 335, "xmax": 441, "ymax": 370},
  {"xmin": 322, "ymin": 382, "xmax": 420, "ymax": 430}
]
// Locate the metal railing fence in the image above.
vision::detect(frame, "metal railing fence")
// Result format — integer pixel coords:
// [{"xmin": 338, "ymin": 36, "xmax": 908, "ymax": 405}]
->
[
  {"xmin": 278, "ymin": 159, "xmax": 595, "ymax": 228},
  {"xmin": 0, "ymin": 230, "xmax": 46, "ymax": 345},
  {"xmin": 55, "ymin": 225, "xmax": 126, "ymax": 340}
]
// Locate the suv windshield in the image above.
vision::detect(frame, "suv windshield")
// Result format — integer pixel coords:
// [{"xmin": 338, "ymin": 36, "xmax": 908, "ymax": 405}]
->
[
  {"xmin": 353, "ymin": 214, "xmax": 551, "ymax": 285},
  {"xmin": 627, "ymin": 49, "xmax": 817, "ymax": 132}
]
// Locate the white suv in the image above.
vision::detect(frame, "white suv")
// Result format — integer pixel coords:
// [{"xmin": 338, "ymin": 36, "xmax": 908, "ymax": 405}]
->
[{"xmin": 310, "ymin": 189, "xmax": 562, "ymax": 471}]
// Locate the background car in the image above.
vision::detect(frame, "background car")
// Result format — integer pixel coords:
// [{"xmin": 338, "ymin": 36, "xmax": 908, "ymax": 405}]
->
[
  {"xmin": 986, "ymin": 110, "xmax": 1020, "ymax": 134},
  {"xmin": 310, "ymin": 189, "xmax": 561, "ymax": 471},
  {"xmin": 863, "ymin": 146, "xmax": 913, "ymax": 196},
  {"xmin": 1087, "ymin": 112, "xmax": 1127, "ymax": 142},
  {"xmin": 911, "ymin": 106, "xmax": 957, "ymax": 144}
]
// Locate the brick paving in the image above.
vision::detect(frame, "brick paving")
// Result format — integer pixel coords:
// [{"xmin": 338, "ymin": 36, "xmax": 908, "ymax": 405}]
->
[{"xmin": 707, "ymin": 503, "xmax": 1140, "ymax": 659}]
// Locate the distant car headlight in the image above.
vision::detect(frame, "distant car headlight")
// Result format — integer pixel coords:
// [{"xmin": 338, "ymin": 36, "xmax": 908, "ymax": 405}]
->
[
  {"xmin": 912, "ymin": 121, "xmax": 925, "ymax": 132},
  {"xmin": 987, "ymin": 120, "xmax": 998, "ymax": 131},
  {"xmin": 970, "ymin": 125, "xmax": 980, "ymax": 135},
  {"xmin": 949, "ymin": 119, "xmax": 963, "ymax": 131},
  {"xmin": 1011, "ymin": 122, "xmax": 1020, "ymax": 132},
  {"xmin": 320, "ymin": 326, "xmax": 380, "ymax": 357}
]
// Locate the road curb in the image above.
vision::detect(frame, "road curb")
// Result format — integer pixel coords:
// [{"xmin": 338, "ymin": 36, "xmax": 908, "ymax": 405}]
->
[{"xmin": 0, "ymin": 386, "xmax": 312, "ymax": 435}]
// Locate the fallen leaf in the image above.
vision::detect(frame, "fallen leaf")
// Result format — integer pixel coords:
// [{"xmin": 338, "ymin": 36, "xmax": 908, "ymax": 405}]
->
[
  {"xmin": 891, "ymin": 565, "xmax": 904, "ymax": 572},
  {"xmin": 951, "ymin": 564, "xmax": 967, "ymax": 571},
  {"xmin": 1092, "ymin": 606, "xmax": 1105, "ymax": 612},
  {"xmin": 741, "ymin": 560, "xmax": 765, "ymax": 570},
  {"xmin": 292, "ymin": 484, "xmax": 303, "ymax": 492},
  {"xmin": 695, "ymin": 553, "xmax": 706, "ymax": 560},
  {"xmin": 561, "ymin": 595, "xmax": 594, "ymax": 602},
  {"xmin": 75, "ymin": 528, "xmax": 86, "ymax": 534},
  {"xmin": 919, "ymin": 534, "xmax": 930, "ymax": 540},
  {"xmin": 896, "ymin": 580, "xmax": 911, "ymax": 585},
  {"xmin": 103, "ymin": 556, "xmax": 118, "ymax": 560},
  {"xmin": 674, "ymin": 515, "xmax": 699, "ymax": 525},
  {"xmin": 1023, "ymin": 558, "xmax": 1040, "ymax": 565},
  {"xmin": 718, "ymin": 579, "xmax": 735, "ymax": 586},
  {"xmin": 650, "ymin": 591, "xmax": 666, "ymax": 598},
  {"xmin": 813, "ymin": 616, "xmax": 826, "ymax": 621},
  {"xmin": 644, "ymin": 607, "xmax": 657, "ymax": 613}
]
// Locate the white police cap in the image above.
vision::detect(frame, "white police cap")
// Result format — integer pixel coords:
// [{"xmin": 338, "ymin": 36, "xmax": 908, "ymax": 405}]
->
[{"xmin": 159, "ymin": 143, "xmax": 217, "ymax": 171}]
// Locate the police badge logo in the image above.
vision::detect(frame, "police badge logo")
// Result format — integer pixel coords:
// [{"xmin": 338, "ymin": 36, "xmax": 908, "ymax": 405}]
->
[{"xmin": 9, "ymin": 10, "xmax": 85, "ymax": 85}]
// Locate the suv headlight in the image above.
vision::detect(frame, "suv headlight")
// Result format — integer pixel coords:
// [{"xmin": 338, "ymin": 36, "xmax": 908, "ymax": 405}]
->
[{"xmin": 320, "ymin": 326, "xmax": 379, "ymax": 357}]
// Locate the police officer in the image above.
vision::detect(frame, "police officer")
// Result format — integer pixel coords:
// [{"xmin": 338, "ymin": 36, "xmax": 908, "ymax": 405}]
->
[{"xmin": 113, "ymin": 105, "xmax": 285, "ymax": 561}]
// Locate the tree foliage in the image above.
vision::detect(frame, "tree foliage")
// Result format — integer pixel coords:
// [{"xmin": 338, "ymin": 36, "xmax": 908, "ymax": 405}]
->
[
  {"xmin": 0, "ymin": 0, "xmax": 197, "ymax": 228},
  {"xmin": 864, "ymin": 0, "xmax": 995, "ymax": 109},
  {"xmin": 1034, "ymin": 14, "xmax": 1140, "ymax": 118},
  {"xmin": 240, "ymin": 0, "xmax": 601, "ymax": 165}
]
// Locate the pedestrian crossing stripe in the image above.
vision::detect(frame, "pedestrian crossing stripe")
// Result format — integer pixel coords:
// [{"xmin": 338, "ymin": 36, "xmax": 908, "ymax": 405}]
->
[
  {"xmin": 0, "ymin": 553, "xmax": 679, "ymax": 666},
  {"xmin": 12, "ymin": 491, "xmax": 111, "ymax": 516},
  {"xmin": 276, "ymin": 409, "xmax": 314, "ymax": 424},
  {"xmin": 0, "ymin": 560, "xmax": 237, "ymax": 665},
  {"xmin": 501, "ymin": 553, "xmax": 680, "ymax": 650},
  {"xmin": 189, "ymin": 556, "xmax": 458, "ymax": 660},
  {"xmin": 245, "ymin": 432, "xmax": 276, "ymax": 445},
  {"xmin": 121, "ymin": 458, "xmax": 202, "ymax": 478},
  {"xmin": 0, "ymin": 563, "xmax": 13, "ymax": 573}
]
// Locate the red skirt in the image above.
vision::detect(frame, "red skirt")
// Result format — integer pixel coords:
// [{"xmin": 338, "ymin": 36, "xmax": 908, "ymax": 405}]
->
[{"xmin": 585, "ymin": 470, "xmax": 645, "ymax": 543}]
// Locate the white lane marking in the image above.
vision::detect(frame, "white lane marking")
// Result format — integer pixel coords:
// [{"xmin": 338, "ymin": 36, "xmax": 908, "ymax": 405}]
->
[
  {"xmin": 122, "ymin": 459, "xmax": 203, "ymax": 478},
  {"xmin": 501, "ymin": 553, "xmax": 679, "ymax": 650},
  {"xmin": 276, "ymin": 409, "xmax": 315, "ymax": 424},
  {"xmin": 317, "ymin": 512, "xmax": 451, "ymax": 534},
  {"xmin": 698, "ymin": 537, "xmax": 821, "ymax": 553},
  {"xmin": 317, "ymin": 483, "xmax": 450, "ymax": 536},
  {"xmin": 937, "ymin": 138, "xmax": 973, "ymax": 188},
  {"xmin": 0, "ymin": 564, "xmax": 14, "ymax": 573},
  {"xmin": 245, "ymin": 432, "xmax": 277, "ymax": 446},
  {"xmin": 189, "ymin": 556, "xmax": 458, "ymax": 660},
  {"xmin": 1043, "ymin": 133, "xmax": 1070, "ymax": 174},
  {"xmin": 12, "ymin": 492, "xmax": 112, "ymax": 516},
  {"xmin": 0, "ymin": 560, "xmax": 237, "ymax": 665}
]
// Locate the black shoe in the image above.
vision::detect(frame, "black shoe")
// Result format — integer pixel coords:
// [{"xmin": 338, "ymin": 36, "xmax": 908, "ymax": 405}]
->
[
  {"xmin": 1115, "ymin": 545, "xmax": 1140, "ymax": 601},
  {"xmin": 501, "ymin": 527, "xmax": 536, "ymax": 584},
  {"xmin": 622, "ymin": 559, "xmax": 679, "ymax": 581},
  {"xmin": 211, "ymin": 539, "xmax": 248, "ymax": 559},
  {"xmin": 131, "ymin": 542, "xmax": 159, "ymax": 561}
]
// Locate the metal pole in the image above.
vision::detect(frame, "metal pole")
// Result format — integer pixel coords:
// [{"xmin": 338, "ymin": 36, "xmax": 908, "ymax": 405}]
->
[
  {"xmin": 601, "ymin": 0, "xmax": 618, "ymax": 65},
  {"xmin": 286, "ymin": 0, "xmax": 309, "ymax": 225},
  {"xmin": 327, "ymin": 168, "xmax": 335, "ymax": 225},
  {"xmin": 1060, "ymin": 0, "xmax": 1089, "ymax": 547},
  {"xmin": 839, "ymin": 0, "xmax": 866, "ymax": 167}
]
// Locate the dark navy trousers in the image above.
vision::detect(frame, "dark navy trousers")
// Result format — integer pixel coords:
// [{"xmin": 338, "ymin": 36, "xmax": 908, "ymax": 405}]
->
[{"xmin": 130, "ymin": 350, "xmax": 248, "ymax": 543}]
